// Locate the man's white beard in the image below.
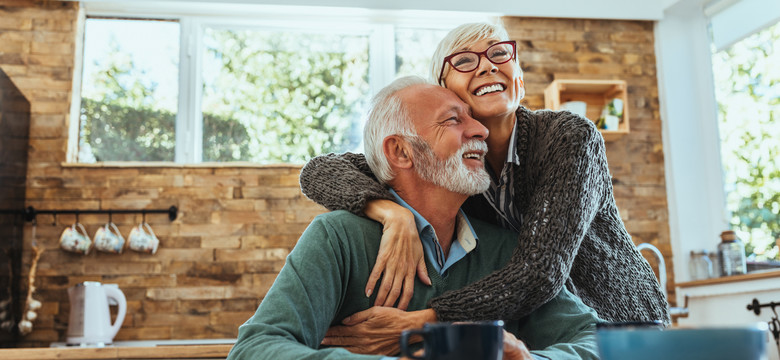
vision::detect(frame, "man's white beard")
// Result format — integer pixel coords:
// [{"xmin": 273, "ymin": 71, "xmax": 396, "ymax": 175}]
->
[{"xmin": 410, "ymin": 138, "xmax": 490, "ymax": 196}]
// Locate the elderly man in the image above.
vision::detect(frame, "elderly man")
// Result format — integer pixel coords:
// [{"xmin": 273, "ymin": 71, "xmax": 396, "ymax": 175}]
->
[{"xmin": 227, "ymin": 76, "xmax": 600, "ymax": 360}]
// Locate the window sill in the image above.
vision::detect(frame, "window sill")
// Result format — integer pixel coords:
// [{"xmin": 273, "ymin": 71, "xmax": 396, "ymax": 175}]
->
[{"xmin": 61, "ymin": 161, "xmax": 304, "ymax": 169}]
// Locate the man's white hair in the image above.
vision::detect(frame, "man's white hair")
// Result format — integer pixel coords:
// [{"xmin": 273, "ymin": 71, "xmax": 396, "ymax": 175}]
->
[
  {"xmin": 363, "ymin": 75, "xmax": 431, "ymax": 184},
  {"xmin": 430, "ymin": 21, "xmax": 520, "ymax": 86}
]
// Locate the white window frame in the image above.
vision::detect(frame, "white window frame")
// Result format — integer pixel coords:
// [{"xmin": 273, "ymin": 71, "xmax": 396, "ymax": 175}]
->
[
  {"xmin": 72, "ymin": 1, "xmax": 493, "ymax": 164},
  {"xmin": 657, "ymin": 0, "xmax": 780, "ymax": 287}
]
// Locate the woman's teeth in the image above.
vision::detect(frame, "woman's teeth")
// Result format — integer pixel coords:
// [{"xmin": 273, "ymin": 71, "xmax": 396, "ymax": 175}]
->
[{"xmin": 475, "ymin": 84, "xmax": 504, "ymax": 96}]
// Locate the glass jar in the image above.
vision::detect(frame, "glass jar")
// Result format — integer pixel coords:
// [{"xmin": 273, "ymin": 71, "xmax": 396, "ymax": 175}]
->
[
  {"xmin": 717, "ymin": 230, "xmax": 747, "ymax": 276},
  {"xmin": 689, "ymin": 250, "xmax": 713, "ymax": 281}
]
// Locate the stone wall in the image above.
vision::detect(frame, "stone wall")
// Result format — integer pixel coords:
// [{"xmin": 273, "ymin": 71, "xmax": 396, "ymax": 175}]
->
[{"xmin": 0, "ymin": 1, "xmax": 672, "ymax": 347}]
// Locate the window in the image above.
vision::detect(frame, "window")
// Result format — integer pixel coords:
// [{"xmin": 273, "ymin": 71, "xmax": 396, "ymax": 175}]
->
[
  {"xmin": 75, "ymin": 7, "xmax": 465, "ymax": 164},
  {"xmin": 711, "ymin": 20, "xmax": 780, "ymax": 264},
  {"xmin": 200, "ymin": 27, "xmax": 369, "ymax": 163},
  {"xmin": 78, "ymin": 18, "xmax": 180, "ymax": 162}
]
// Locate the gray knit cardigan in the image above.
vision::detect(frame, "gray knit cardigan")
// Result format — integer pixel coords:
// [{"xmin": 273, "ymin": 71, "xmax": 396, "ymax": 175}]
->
[{"xmin": 299, "ymin": 106, "xmax": 671, "ymax": 325}]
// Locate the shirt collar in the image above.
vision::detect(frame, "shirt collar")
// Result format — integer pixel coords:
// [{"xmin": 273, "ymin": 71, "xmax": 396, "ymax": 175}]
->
[
  {"xmin": 388, "ymin": 189, "xmax": 479, "ymax": 273},
  {"xmin": 506, "ymin": 120, "xmax": 521, "ymax": 166}
]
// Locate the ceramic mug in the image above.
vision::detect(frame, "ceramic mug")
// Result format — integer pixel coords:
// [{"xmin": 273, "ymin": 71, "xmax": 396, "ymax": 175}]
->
[
  {"xmin": 128, "ymin": 222, "xmax": 159, "ymax": 254},
  {"xmin": 400, "ymin": 320, "xmax": 504, "ymax": 360},
  {"xmin": 60, "ymin": 222, "xmax": 92, "ymax": 255},
  {"xmin": 93, "ymin": 222, "xmax": 125, "ymax": 254}
]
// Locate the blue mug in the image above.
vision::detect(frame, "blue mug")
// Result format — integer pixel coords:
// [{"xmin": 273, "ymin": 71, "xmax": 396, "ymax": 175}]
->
[{"xmin": 399, "ymin": 320, "xmax": 504, "ymax": 360}]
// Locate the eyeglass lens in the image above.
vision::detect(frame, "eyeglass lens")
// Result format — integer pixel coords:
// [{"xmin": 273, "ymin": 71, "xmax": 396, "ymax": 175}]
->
[{"xmin": 449, "ymin": 42, "xmax": 514, "ymax": 72}]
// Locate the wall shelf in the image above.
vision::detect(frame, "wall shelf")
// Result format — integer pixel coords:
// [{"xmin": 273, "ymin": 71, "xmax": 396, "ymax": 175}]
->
[{"xmin": 544, "ymin": 79, "xmax": 629, "ymax": 141}]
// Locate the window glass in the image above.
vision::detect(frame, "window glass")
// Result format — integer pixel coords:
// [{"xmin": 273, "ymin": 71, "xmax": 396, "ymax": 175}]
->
[
  {"xmin": 201, "ymin": 27, "xmax": 369, "ymax": 163},
  {"xmin": 78, "ymin": 18, "xmax": 179, "ymax": 162},
  {"xmin": 711, "ymin": 20, "xmax": 780, "ymax": 264},
  {"xmin": 395, "ymin": 27, "xmax": 449, "ymax": 80}
]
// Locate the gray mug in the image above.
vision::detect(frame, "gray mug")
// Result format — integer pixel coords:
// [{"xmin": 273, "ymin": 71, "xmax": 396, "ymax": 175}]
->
[{"xmin": 400, "ymin": 320, "xmax": 504, "ymax": 360}]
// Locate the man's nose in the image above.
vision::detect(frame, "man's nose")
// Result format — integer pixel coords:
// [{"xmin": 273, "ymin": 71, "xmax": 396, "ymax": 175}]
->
[{"xmin": 464, "ymin": 115, "xmax": 488, "ymax": 140}]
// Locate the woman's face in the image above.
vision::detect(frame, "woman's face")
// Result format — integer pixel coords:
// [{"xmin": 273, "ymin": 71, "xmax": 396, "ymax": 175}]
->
[{"xmin": 442, "ymin": 38, "xmax": 524, "ymax": 122}]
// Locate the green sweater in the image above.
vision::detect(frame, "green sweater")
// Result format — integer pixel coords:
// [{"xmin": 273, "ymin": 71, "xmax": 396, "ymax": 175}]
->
[{"xmin": 228, "ymin": 210, "xmax": 600, "ymax": 360}]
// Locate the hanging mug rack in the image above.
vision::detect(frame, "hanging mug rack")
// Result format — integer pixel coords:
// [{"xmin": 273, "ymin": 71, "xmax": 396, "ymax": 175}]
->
[{"xmin": 1, "ymin": 205, "xmax": 179, "ymax": 222}]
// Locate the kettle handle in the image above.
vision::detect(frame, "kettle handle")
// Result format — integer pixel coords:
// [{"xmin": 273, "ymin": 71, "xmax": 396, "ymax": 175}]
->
[{"xmin": 103, "ymin": 285, "xmax": 127, "ymax": 340}]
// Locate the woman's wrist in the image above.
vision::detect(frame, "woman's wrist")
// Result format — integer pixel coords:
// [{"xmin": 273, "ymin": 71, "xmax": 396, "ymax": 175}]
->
[{"xmin": 365, "ymin": 199, "xmax": 413, "ymax": 225}]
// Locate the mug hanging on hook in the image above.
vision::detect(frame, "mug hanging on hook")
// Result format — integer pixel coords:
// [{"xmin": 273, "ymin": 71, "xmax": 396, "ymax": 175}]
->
[
  {"xmin": 94, "ymin": 211, "xmax": 125, "ymax": 254},
  {"xmin": 60, "ymin": 211, "xmax": 91, "ymax": 255},
  {"xmin": 128, "ymin": 210, "xmax": 159, "ymax": 254}
]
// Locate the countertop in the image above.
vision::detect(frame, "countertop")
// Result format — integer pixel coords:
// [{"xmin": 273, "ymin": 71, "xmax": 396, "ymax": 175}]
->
[{"xmin": 0, "ymin": 343, "xmax": 233, "ymax": 359}]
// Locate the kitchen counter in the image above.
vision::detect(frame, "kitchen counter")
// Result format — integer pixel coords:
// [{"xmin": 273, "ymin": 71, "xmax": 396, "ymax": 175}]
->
[{"xmin": 0, "ymin": 344, "xmax": 233, "ymax": 359}]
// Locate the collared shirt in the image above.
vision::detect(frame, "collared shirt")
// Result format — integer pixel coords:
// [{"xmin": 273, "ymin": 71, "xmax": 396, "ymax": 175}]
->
[
  {"xmin": 389, "ymin": 189, "xmax": 478, "ymax": 275},
  {"xmin": 483, "ymin": 120, "xmax": 523, "ymax": 232}
]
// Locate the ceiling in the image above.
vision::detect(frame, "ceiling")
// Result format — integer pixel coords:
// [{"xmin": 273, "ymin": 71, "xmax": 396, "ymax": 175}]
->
[{"xmin": 78, "ymin": 0, "xmax": 686, "ymax": 20}]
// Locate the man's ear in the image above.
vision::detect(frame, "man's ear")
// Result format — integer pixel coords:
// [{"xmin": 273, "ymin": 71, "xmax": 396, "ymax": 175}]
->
[{"xmin": 383, "ymin": 135, "xmax": 413, "ymax": 169}]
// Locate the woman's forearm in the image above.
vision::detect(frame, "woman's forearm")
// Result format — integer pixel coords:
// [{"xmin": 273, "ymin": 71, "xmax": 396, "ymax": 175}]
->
[{"xmin": 299, "ymin": 152, "xmax": 394, "ymax": 215}]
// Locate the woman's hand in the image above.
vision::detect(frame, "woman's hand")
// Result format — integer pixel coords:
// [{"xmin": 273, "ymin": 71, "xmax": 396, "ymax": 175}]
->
[
  {"xmin": 502, "ymin": 330, "xmax": 533, "ymax": 360},
  {"xmin": 321, "ymin": 307, "xmax": 436, "ymax": 355},
  {"xmin": 364, "ymin": 199, "xmax": 431, "ymax": 310}
]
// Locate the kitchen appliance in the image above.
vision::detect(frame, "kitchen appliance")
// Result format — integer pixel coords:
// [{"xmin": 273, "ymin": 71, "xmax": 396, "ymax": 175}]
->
[{"xmin": 66, "ymin": 282, "xmax": 126, "ymax": 346}]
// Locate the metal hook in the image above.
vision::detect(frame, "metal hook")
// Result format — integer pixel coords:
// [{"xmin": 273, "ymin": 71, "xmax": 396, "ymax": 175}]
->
[
  {"xmin": 142, "ymin": 210, "xmax": 147, "ymax": 224},
  {"xmin": 52, "ymin": 212, "xmax": 57, "ymax": 226},
  {"xmin": 109, "ymin": 211, "xmax": 113, "ymax": 224}
]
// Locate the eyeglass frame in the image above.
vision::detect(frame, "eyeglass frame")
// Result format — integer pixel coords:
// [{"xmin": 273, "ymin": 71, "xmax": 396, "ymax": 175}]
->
[{"xmin": 437, "ymin": 40, "xmax": 518, "ymax": 85}]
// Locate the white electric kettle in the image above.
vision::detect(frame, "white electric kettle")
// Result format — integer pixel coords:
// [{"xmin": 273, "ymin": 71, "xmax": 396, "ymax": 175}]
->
[{"xmin": 66, "ymin": 281, "xmax": 127, "ymax": 346}]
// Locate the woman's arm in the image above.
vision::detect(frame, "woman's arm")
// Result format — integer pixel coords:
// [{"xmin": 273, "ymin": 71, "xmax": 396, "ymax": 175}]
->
[
  {"xmin": 300, "ymin": 152, "xmax": 393, "ymax": 215},
  {"xmin": 300, "ymin": 152, "xmax": 431, "ymax": 308},
  {"xmin": 429, "ymin": 115, "xmax": 609, "ymax": 321}
]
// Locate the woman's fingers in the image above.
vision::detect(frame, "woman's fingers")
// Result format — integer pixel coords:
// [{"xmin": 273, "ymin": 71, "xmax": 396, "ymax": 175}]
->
[
  {"xmin": 366, "ymin": 252, "xmax": 388, "ymax": 298},
  {"xmin": 416, "ymin": 258, "xmax": 431, "ymax": 286}
]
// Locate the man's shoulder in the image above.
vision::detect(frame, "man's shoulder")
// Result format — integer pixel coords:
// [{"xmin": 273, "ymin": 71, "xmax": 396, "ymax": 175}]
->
[
  {"xmin": 313, "ymin": 210, "xmax": 376, "ymax": 225},
  {"xmin": 468, "ymin": 216, "xmax": 518, "ymax": 247},
  {"xmin": 308, "ymin": 210, "xmax": 382, "ymax": 239}
]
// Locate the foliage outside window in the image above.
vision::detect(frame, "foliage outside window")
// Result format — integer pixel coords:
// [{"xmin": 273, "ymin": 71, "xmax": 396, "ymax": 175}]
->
[
  {"xmin": 77, "ymin": 16, "xmax": 449, "ymax": 164},
  {"xmin": 200, "ymin": 28, "xmax": 368, "ymax": 163},
  {"xmin": 79, "ymin": 19, "xmax": 179, "ymax": 162},
  {"xmin": 711, "ymin": 20, "xmax": 780, "ymax": 263}
]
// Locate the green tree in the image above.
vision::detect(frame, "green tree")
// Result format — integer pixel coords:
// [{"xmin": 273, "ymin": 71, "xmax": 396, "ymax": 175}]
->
[
  {"xmin": 79, "ymin": 39, "xmax": 175, "ymax": 161},
  {"xmin": 713, "ymin": 21, "xmax": 780, "ymax": 259},
  {"xmin": 201, "ymin": 28, "xmax": 369, "ymax": 163}
]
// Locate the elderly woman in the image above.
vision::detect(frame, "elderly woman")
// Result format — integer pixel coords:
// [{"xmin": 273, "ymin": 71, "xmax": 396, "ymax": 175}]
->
[{"xmin": 300, "ymin": 21, "xmax": 669, "ymax": 349}]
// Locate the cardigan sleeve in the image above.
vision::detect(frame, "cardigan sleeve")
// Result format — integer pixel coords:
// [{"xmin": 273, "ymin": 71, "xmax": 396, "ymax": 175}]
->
[
  {"xmin": 429, "ymin": 112, "xmax": 610, "ymax": 321},
  {"xmin": 299, "ymin": 152, "xmax": 394, "ymax": 216}
]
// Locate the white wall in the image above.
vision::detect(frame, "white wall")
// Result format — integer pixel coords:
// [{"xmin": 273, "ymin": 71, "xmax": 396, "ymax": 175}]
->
[{"xmin": 655, "ymin": 0, "xmax": 729, "ymax": 286}]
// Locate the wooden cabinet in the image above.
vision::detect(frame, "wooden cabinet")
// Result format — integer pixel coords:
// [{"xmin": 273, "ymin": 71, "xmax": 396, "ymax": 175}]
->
[{"xmin": 544, "ymin": 79, "xmax": 629, "ymax": 141}]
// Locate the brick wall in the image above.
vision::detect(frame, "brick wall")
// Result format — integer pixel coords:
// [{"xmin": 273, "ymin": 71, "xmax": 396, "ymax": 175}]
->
[{"xmin": 0, "ymin": 1, "xmax": 672, "ymax": 347}]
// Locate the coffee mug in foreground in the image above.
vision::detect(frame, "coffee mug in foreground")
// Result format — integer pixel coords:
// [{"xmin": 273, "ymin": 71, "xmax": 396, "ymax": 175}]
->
[
  {"xmin": 60, "ymin": 223, "xmax": 92, "ymax": 255},
  {"xmin": 400, "ymin": 320, "xmax": 504, "ymax": 360},
  {"xmin": 94, "ymin": 222, "xmax": 125, "ymax": 254},
  {"xmin": 128, "ymin": 222, "xmax": 159, "ymax": 254}
]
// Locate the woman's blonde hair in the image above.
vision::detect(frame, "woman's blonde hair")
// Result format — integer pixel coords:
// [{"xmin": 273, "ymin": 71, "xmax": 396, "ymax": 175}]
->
[{"xmin": 430, "ymin": 22, "xmax": 519, "ymax": 86}]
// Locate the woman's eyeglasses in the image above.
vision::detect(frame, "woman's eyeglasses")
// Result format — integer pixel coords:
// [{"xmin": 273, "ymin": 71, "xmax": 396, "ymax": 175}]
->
[{"xmin": 438, "ymin": 40, "xmax": 517, "ymax": 85}]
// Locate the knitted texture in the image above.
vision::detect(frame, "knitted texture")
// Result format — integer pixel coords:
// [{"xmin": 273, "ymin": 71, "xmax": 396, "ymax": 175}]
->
[{"xmin": 299, "ymin": 106, "xmax": 671, "ymax": 325}]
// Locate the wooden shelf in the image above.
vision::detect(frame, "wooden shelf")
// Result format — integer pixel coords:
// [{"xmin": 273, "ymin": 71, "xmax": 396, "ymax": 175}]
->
[
  {"xmin": 675, "ymin": 269, "xmax": 780, "ymax": 288},
  {"xmin": 544, "ymin": 79, "xmax": 629, "ymax": 141}
]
